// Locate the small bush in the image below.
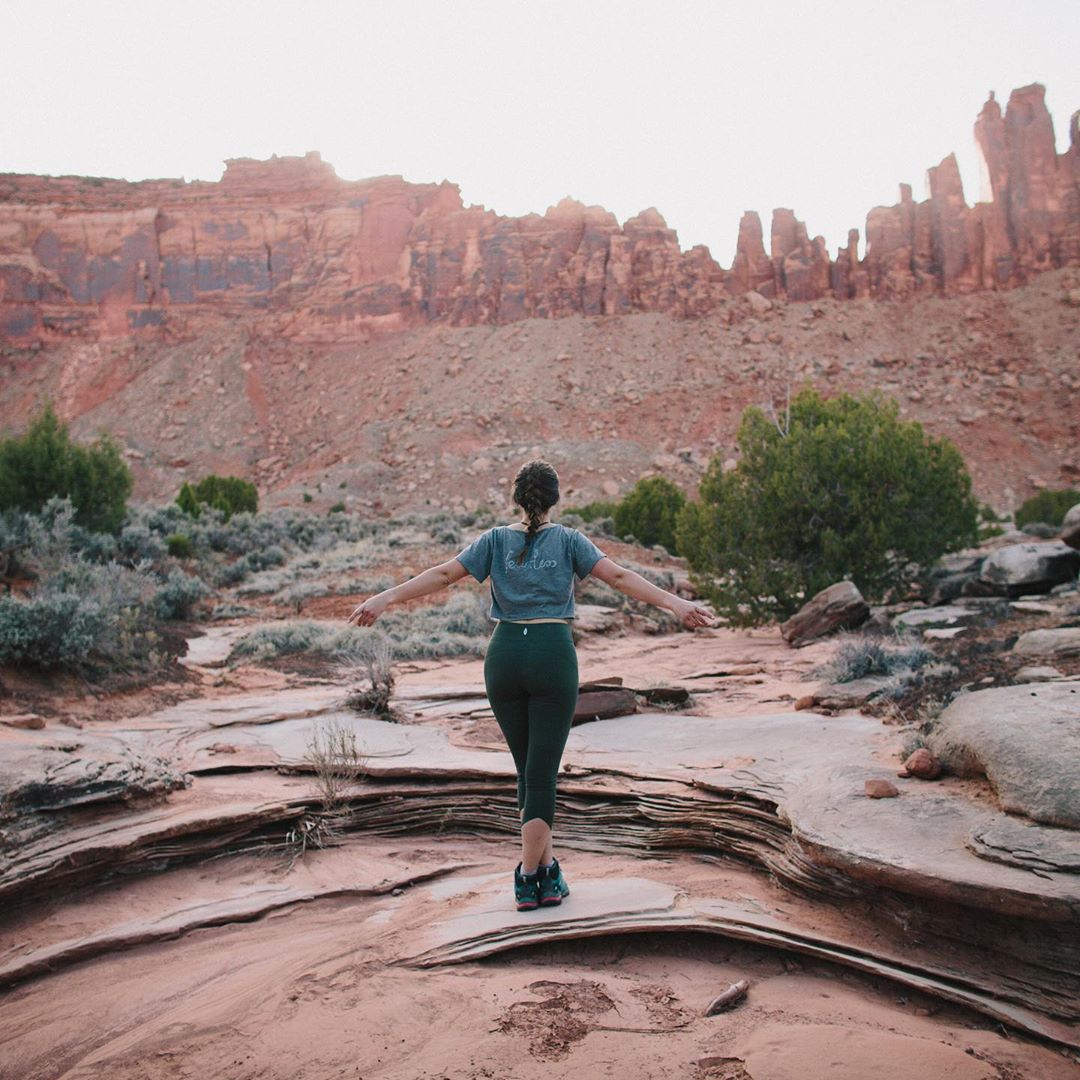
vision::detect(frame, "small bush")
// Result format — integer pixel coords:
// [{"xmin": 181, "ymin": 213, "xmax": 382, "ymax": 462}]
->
[
  {"xmin": 303, "ymin": 493, "xmax": 313, "ymax": 504},
  {"xmin": 0, "ymin": 403, "xmax": 133, "ymax": 533},
  {"xmin": 328, "ymin": 502, "xmax": 346, "ymax": 514},
  {"xmin": 1014, "ymin": 489, "xmax": 1080, "ymax": 529},
  {"xmin": 166, "ymin": 533, "xmax": 194, "ymax": 559},
  {"xmin": 613, "ymin": 475, "xmax": 686, "ymax": 553},
  {"xmin": 0, "ymin": 591, "xmax": 108, "ymax": 667},
  {"xmin": 564, "ymin": 499, "xmax": 619, "ymax": 522},
  {"xmin": 176, "ymin": 475, "xmax": 259, "ymax": 521},
  {"xmin": 818, "ymin": 636, "xmax": 936, "ymax": 683},
  {"xmin": 153, "ymin": 569, "xmax": 210, "ymax": 620}
]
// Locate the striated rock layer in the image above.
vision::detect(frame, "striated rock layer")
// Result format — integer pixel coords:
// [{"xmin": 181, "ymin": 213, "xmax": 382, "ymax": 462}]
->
[{"xmin": 1, "ymin": 84, "xmax": 1077, "ymax": 345}]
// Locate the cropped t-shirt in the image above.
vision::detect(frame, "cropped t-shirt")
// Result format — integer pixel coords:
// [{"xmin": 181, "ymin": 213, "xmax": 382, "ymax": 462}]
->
[{"xmin": 454, "ymin": 523, "xmax": 607, "ymax": 621}]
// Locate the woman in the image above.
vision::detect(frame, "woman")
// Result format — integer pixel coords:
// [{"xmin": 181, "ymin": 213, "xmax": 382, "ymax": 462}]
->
[{"xmin": 347, "ymin": 460, "xmax": 718, "ymax": 911}]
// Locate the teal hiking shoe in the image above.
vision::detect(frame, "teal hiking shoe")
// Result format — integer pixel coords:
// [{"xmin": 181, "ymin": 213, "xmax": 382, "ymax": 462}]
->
[
  {"xmin": 538, "ymin": 858, "xmax": 570, "ymax": 906},
  {"xmin": 514, "ymin": 862, "xmax": 541, "ymax": 911}
]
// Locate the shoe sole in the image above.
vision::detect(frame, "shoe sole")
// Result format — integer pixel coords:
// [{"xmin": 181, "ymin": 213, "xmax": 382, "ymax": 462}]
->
[
  {"xmin": 540, "ymin": 887, "xmax": 570, "ymax": 906},
  {"xmin": 516, "ymin": 900, "xmax": 539, "ymax": 911}
]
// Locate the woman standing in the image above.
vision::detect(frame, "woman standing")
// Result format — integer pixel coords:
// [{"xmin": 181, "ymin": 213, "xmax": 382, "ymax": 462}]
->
[{"xmin": 347, "ymin": 460, "xmax": 718, "ymax": 911}]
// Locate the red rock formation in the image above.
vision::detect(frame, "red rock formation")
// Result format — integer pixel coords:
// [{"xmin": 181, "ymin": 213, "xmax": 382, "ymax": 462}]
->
[
  {"xmin": 1, "ymin": 85, "xmax": 1078, "ymax": 345},
  {"xmin": 728, "ymin": 211, "xmax": 775, "ymax": 297},
  {"xmin": 770, "ymin": 209, "xmax": 831, "ymax": 301}
]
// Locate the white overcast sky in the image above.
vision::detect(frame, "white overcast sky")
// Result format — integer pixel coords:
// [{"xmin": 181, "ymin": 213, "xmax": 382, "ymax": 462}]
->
[{"xmin": 1, "ymin": 1, "xmax": 1076, "ymax": 263}]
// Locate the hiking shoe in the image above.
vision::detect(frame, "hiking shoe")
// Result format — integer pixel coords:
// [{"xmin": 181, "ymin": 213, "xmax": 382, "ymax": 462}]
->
[
  {"xmin": 514, "ymin": 862, "xmax": 541, "ymax": 911},
  {"xmin": 537, "ymin": 858, "xmax": 570, "ymax": 906}
]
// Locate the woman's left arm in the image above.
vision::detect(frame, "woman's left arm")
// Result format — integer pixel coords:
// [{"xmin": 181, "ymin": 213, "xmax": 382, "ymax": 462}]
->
[{"xmin": 346, "ymin": 558, "xmax": 471, "ymax": 626}]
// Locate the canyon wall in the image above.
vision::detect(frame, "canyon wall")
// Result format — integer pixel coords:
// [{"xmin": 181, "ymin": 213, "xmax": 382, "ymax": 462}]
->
[{"xmin": 0, "ymin": 84, "xmax": 1077, "ymax": 345}]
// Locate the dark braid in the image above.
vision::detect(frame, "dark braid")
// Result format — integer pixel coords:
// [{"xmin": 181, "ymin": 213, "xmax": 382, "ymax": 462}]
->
[{"xmin": 512, "ymin": 460, "xmax": 560, "ymax": 565}]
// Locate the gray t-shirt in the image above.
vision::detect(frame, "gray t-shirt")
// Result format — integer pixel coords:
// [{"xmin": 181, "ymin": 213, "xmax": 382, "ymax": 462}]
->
[{"xmin": 454, "ymin": 523, "xmax": 607, "ymax": 621}]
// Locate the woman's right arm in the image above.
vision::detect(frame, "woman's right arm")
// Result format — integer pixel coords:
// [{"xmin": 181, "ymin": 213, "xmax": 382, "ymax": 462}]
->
[{"xmin": 588, "ymin": 557, "xmax": 718, "ymax": 629}]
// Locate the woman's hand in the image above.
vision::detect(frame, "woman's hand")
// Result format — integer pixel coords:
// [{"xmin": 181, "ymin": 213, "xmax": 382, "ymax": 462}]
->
[
  {"xmin": 670, "ymin": 597, "xmax": 719, "ymax": 630},
  {"xmin": 346, "ymin": 593, "xmax": 391, "ymax": 627}
]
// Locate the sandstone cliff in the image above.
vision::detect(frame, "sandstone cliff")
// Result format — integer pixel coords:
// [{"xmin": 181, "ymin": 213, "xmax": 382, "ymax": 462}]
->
[{"xmin": 1, "ymin": 85, "xmax": 1077, "ymax": 345}]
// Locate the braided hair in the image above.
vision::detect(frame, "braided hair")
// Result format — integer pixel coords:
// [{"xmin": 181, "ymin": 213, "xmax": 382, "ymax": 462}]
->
[{"xmin": 512, "ymin": 459, "xmax": 559, "ymax": 565}]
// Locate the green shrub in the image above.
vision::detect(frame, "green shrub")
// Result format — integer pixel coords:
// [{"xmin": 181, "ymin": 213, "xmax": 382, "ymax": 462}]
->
[
  {"xmin": 303, "ymin": 493, "xmax": 313, "ymax": 503},
  {"xmin": 676, "ymin": 389, "xmax": 979, "ymax": 625},
  {"xmin": 176, "ymin": 475, "xmax": 258, "ymax": 521},
  {"xmin": 328, "ymin": 502, "xmax": 346, "ymax": 514},
  {"xmin": 1014, "ymin": 489, "xmax": 1080, "ymax": 529},
  {"xmin": 613, "ymin": 475, "xmax": 686, "ymax": 553},
  {"xmin": 564, "ymin": 499, "xmax": 619, "ymax": 522},
  {"xmin": 166, "ymin": 533, "xmax": 194, "ymax": 559},
  {"xmin": 0, "ymin": 403, "xmax": 132, "ymax": 533}
]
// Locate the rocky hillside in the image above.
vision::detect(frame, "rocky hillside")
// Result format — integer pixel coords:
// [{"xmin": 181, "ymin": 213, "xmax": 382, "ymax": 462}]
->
[{"xmin": 0, "ymin": 83, "xmax": 1077, "ymax": 514}]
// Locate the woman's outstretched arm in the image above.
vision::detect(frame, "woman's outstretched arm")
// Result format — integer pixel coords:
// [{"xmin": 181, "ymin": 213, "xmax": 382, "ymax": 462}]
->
[
  {"xmin": 589, "ymin": 556, "xmax": 718, "ymax": 629},
  {"xmin": 346, "ymin": 557, "xmax": 471, "ymax": 627}
]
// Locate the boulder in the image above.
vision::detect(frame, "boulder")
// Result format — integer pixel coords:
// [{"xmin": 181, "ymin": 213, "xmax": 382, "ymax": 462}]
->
[
  {"xmin": 780, "ymin": 581, "xmax": 869, "ymax": 647},
  {"xmin": 977, "ymin": 542, "xmax": 1080, "ymax": 596},
  {"xmin": 927, "ymin": 680, "xmax": 1080, "ymax": 828},
  {"xmin": 1061, "ymin": 503, "xmax": 1080, "ymax": 551},
  {"xmin": 898, "ymin": 748, "xmax": 942, "ymax": 779},
  {"xmin": 1013, "ymin": 627, "xmax": 1080, "ymax": 660}
]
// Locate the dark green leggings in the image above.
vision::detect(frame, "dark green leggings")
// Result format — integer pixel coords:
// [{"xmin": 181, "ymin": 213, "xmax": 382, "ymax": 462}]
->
[{"xmin": 483, "ymin": 620, "xmax": 578, "ymax": 828}]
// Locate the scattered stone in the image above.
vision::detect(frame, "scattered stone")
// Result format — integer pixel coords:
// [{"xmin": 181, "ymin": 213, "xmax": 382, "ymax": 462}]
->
[
  {"xmin": 794, "ymin": 695, "xmax": 816, "ymax": 711},
  {"xmin": 208, "ymin": 742, "xmax": 240, "ymax": 754},
  {"xmin": 923, "ymin": 627, "xmax": 967, "ymax": 640},
  {"xmin": 805, "ymin": 676, "xmax": 896, "ymax": 711},
  {"xmin": 928, "ymin": 680, "xmax": 1080, "ymax": 828},
  {"xmin": 1014, "ymin": 665, "xmax": 1064, "ymax": 683},
  {"xmin": 780, "ymin": 581, "xmax": 869, "ymax": 647},
  {"xmin": 573, "ymin": 688, "xmax": 637, "ymax": 724},
  {"xmin": 1, "ymin": 714, "xmax": 46, "ymax": 730},
  {"xmin": 893, "ymin": 605, "xmax": 971, "ymax": 630},
  {"xmin": 1011, "ymin": 600, "xmax": 1059, "ymax": 615},
  {"xmin": 745, "ymin": 291, "xmax": 772, "ymax": 315},
  {"xmin": 1013, "ymin": 627, "xmax": 1080, "ymax": 660},
  {"xmin": 865, "ymin": 779, "xmax": 900, "ymax": 798},
  {"xmin": 898, "ymin": 748, "xmax": 942, "ymax": 780},
  {"xmin": 705, "ymin": 979, "xmax": 750, "ymax": 1015},
  {"xmin": 978, "ymin": 542, "xmax": 1080, "ymax": 596}
]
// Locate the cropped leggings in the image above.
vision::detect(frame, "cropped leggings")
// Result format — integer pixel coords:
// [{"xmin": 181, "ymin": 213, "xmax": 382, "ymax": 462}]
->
[{"xmin": 483, "ymin": 620, "xmax": 578, "ymax": 828}]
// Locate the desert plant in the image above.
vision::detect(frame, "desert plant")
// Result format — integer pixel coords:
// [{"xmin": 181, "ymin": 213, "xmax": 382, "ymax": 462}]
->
[
  {"xmin": 676, "ymin": 388, "xmax": 979, "ymax": 625},
  {"xmin": 816, "ymin": 634, "xmax": 936, "ymax": 684},
  {"xmin": 0, "ymin": 403, "xmax": 133, "ymax": 533},
  {"xmin": 166, "ymin": 533, "xmax": 194, "ymax": 559},
  {"xmin": 152, "ymin": 569, "xmax": 210, "ymax": 619},
  {"xmin": 613, "ymin": 475, "xmax": 686, "ymax": 553},
  {"xmin": 564, "ymin": 499, "xmax": 620, "ymax": 522},
  {"xmin": 340, "ymin": 630, "xmax": 396, "ymax": 716},
  {"xmin": 176, "ymin": 475, "xmax": 258, "ymax": 521},
  {"xmin": 282, "ymin": 717, "xmax": 367, "ymax": 866},
  {"xmin": 1014, "ymin": 488, "xmax": 1080, "ymax": 529}
]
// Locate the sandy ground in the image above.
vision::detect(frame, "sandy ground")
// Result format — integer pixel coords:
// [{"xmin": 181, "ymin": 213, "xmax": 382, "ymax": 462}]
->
[{"xmin": 1, "ymin": 833, "xmax": 1075, "ymax": 1080}]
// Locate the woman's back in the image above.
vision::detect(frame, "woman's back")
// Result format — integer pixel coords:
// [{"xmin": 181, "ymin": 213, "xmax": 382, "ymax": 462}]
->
[{"xmin": 454, "ymin": 523, "xmax": 606, "ymax": 621}]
